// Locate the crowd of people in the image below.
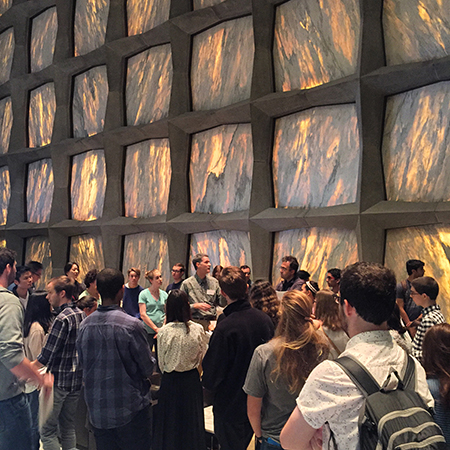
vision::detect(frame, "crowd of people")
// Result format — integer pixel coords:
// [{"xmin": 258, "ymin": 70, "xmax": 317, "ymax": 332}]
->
[{"xmin": 1, "ymin": 247, "xmax": 450, "ymax": 450}]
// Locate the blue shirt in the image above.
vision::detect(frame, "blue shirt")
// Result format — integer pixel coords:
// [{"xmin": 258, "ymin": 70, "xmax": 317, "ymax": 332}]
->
[{"xmin": 122, "ymin": 284, "xmax": 143, "ymax": 318}]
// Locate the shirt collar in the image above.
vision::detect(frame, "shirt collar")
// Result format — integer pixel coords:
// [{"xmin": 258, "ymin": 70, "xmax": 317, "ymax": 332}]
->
[
  {"xmin": 97, "ymin": 304, "xmax": 122, "ymax": 312},
  {"xmin": 346, "ymin": 330, "xmax": 394, "ymax": 350},
  {"xmin": 422, "ymin": 304, "xmax": 441, "ymax": 315},
  {"xmin": 195, "ymin": 273, "xmax": 208, "ymax": 287},
  {"xmin": 53, "ymin": 301, "xmax": 74, "ymax": 314},
  {"xmin": 223, "ymin": 298, "xmax": 250, "ymax": 316}
]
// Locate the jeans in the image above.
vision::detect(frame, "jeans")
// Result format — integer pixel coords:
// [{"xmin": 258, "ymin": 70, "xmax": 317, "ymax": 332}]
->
[
  {"xmin": 27, "ymin": 390, "xmax": 40, "ymax": 450},
  {"xmin": 41, "ymin": 386, "xmax": 81, "ymax": 450},
  {"xmin": 0, "ymin": 393, "xmax": 33, "ymax": 450},
  {"xmin": 261, "ymin": 436, "xmax": 283, "ymax": 450}
]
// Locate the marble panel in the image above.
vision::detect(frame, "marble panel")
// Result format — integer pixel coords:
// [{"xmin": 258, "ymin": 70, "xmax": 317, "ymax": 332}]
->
[
  {"xmin": 385, "ymin": 225, "xmax": 450, "ymax": 320},
  {"xmin": 25, "ymin": 236, "xmax": 52, "ymax": 290},
  {"xmin": 127, "ymin": 0, "xmax": 170, "ymax": 36},
  {"xmin": 273, "ymin": 0, "xmax": 360, "ymax": 91},
  {"xmin": 0, "ymin": 28, "xmax": 14, "ymax": 86},
  {"xmin": 193, "ymin": 0, "xmax": 225, "ymax": 9},
  {"xmin": 27, "ymin": 159, "xmax": 54, "ymax": 224},
  {"xmin": 30, "ymin": 7, "xmax": 58, "ymax": 73},
  {"xmin": 189, "ymin": 230, "xmax": 251, "ymax": 276},
  {"xmin": 0, "ymin": 166, "xmax": 10, "ymax": 226},
  {"xmin": 71, "ymin": 150, "xmax": 107, "ymax": 221},
  {"xmin": 126, "ymin": 44, "xmax": 172, "ymax": 126},
  {"xmin": 0, "ymin": 0, "xmax": 12, "ymax": 16},
  {"xmin": 122, "ymin": 232, "xmax": 170, "ymax": 288},
  {"xmin": 384, "ymin": 0, "xmax": 450, "ymax": 66},
  {"xmin": 70, "ymin": 234, "xmax": 105, "ymax": 283},
  {"xmin": 74, "ymin": 0, "xmax": 110, "ymax": 57},
  {"xmin": 273, "ymin": 104, "xmax": 360, "ymax": 208},
  {"xmin": 0, "ymin": 239, "xmax": 5, "ymax": 247},
  {"xmin": 383, "ymin": 81, "xmax": 450, "ymax": 202},
  {"xmin": 124, "ymin": 139, "xmax": 171, "ymax": 218},
  {"xmin": 0, "ymin": 97, "xmax": 12, "ymax": 154},
  {"xmin": 190, "ymin": 124, "xmax": 253, "ymax": 214},
  {"xmin": 272, "ymin": 228, "xmax": 358, "ymax": 288},
  {"xmin": 73, "ymin": 66, "xmax": 108, "ymax": 138},
  {"xmin": 191, "ymin": 16, "xmax": 254, "ymax": 110},
  {"xmin": 28, "ymin": 82, "xmax": 56, "ymax": 148}
]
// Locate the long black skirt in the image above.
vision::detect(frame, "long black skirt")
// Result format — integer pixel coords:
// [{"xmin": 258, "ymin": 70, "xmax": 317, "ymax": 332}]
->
[{"xmin": 153, "ymin": 368, "xmax": 206, "ymax": 450}]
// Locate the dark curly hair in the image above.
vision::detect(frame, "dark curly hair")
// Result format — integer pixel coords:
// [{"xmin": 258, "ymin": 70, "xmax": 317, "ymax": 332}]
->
[{"xmin": 249, "ymin": 280, "xmax": 280, "ymax": 327}]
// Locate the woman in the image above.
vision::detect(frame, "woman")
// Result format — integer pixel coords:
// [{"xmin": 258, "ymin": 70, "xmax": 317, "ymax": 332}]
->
[
  {"xmin": 249, "ymin": 280, "xmax": 281, "ymax": 328},
  {"xmin": 244, "ymin": 290, "xmax": 329, "ymax": 449},
  {"xmin": 153, "ymin": 290, "xmax": 208, "ymax": 450},
  {"xmin": 76, "ymin": 295, "xmax": 98, "ymax": 316},
  {"xmin": 212, "ymin": 265, "xmax": 223, "ymax": 280},
  {"xmin": 301, "ymin": 280, "xmax": 319, "ymax": 308},
  {"xmin": 422, "ymin": 323, "xmax": 450, "ymax": 443},
  {"xmin": 64, "ymin": 262, "xmax": 84, "ymax": 299}
]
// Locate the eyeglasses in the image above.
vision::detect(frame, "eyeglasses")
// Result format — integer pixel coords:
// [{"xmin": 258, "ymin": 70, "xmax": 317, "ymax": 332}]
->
[
  {"xmin": 410, "ymin": 290, "xmax": 420, "ymax": 297},
  {"xmin": 333, "ymin": 294, "xmax": 341, "ymax": 304},
  {"xmin": 172, "ymin": 269, "xmax": 182, "ymax": 273}
]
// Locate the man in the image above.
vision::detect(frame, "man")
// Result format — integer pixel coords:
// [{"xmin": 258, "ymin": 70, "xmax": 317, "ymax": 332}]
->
[
  {"xmin": 326, "ymin": 268, "xmax": 341, "ymax": 294},
  {"xmin": 34, "ymin": 276, "xmax": 85, "ymax": 450},
  {"xmin": 122, "ymin": 267, "xmax": 143, "ymax": 318},
  {"xmin": 77, "ymin": 268, "xmax": 155, "ymax": 450},
  {"xmin": 240, "ymin": 264, "xmax": 252, "ymax": 288},
  {"xmin": 166, "ymin": 263, "xmax": 185, "ymax": 292},
  {"xmin": 0, "ymin": 248, "xmax": 52, "ymax": 450},
  {"xmin": 275, "ymin": 256, "xmax": 305, "ymax": 292},
  {"xmin": 202, "ymin": 266, "xmax": 274, "ymax": 450},
  {"xmin": 12, "ymin": 265, "xmax": 33, "ymax": 309},
  {"xmin": 280, "ymin": 262, "xmax": 433, "ymax": 450},
  {"xmin": 27, "ymin": 260, "xmax": 43, "ymax": 291}
]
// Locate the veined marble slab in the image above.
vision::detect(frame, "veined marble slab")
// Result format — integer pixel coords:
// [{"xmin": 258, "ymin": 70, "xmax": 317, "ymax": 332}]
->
[
  {"xmin": 28, "ymin": 83, "xmax": 56, "ymax": 148},
  {"xmin": 191, "ymin": 16, "xmax": 254, "ymax": 110},
  {"xmin": 31, "ymin": 7, "xmax": 57, "ymax": 73},
  {"xmin": 0, "ymin": 0, "xmax": 12, "ymax": 16},
  {"xmin": 127, "ymin": 0, "xmax": 169, "ymax": 36},
  {"xmin": 0, "ymin": 239, "xmax": 5, "ymax": 247},
  {"xmin": 25, "ymin": 236, "xmax": 52, "ymax": 290},
  {"xmin": 0, "ymin": 28, "xmax": 14, "ymax": 86},
  {"xmin": 193, "ymin": 0, "xmax": 225, "ymax": 9},
  {"xmin": 190, "ymin": 124, "xmax": 253, "ymax": 214},
  {"xmin": 0, "ymin": 97, "xmax": 12, "ymax": 154},
  {"xmin": 0, "ymin": 166, "xmax": 10, "ymax": 226},
  {"xmin": 70, "ymin": 234, "xmax": 105, "ymax": 283},
  {"xmin": 27, "ymin": 159, "xmax": 54, "ymax": 224}
]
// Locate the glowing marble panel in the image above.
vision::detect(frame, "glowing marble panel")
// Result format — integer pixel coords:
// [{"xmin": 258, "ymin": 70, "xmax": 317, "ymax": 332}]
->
[
  {"xmin": 124, "ymin": 139, "xmax": 171, "ymax": 218},
  {"xmin": 122, "ymin": 232, "xmax": 170, "ymax": 288},
  {"xmin": 0, "ymin": 0, "xmax": 12, "ymax": 16},
  {"xmin": 28, "ymin": 83, "xmax": 56, "ymax": 148},
  {"xmin": 126, "ymin": 44, "xmax": 172, "ymax": 126},
  {"xmin": 191, "ymin": 16, "xmax": 254, "ymax": 110},
  {"xmin": 0, "ymin": 239, "xmax": 5, "ymax": 247},
  {"xmin": 273, "ymin": 104, "xmax": 360, "ymax": 208},
  {"xmin": 71, "ymin": 150, "xmax": 107, "ymax": 221},
  {"xmin": 30, "ymin": 7, "xmax": 58, "ymax": 73},
  {"xmin": 272, "ymin": 228, "xmax": 358, "ymax": 288},
  {"xmin": 127, "ymin": 0, "xmax": 170, "ymax": 36},
  {"xmin": 0, "ymin": 166, "xmax": 10, "ymax": 226},
  {"xmin": 385, "ymin": 225, "xmax": 450, "ymax": 320},
  {"xmin": 383, "ymin": 82, "xmax": 450, "ymax": 202},
  {"xmin": 70, "ymin": 234, "xmax": 104, "ymax": 283},
  {"xmin": 74, "ymin": 0, "xmax": 110, "ymax": 57},
  {"xmin": 273, "ymin": 0, "xmax": 360, "ymax": 92},
  {"xmin": 27, "ymin": 159, "xmax": 54, "ymax": 224},
  {"xmin": 190, "ymin": 124, "xmax": 253, "ymax": 214},
  {"xmin": 0, "ymin": 97, "xmax": 12, "ymax": 154},
  {"xmin": 0, "ymin": 28, "xmax": 14, "ymax": 86},
  {"xmin": 189, "ymin": 230, "xmax": 251, "ymax": 276},
  {"xmin": 73, "ymin": 66, "xmax": 108, "ymax": 138},
  {"xmin": 25, "ymin": 236, "xmax": 52, "ymax": 290},
  {"xmin": 193, "ymin": 0, "xmax": 224, "ymax": 9},
  {"xmin": 384, "ymin": 0, "xmax": 450, "ymax": 66}
]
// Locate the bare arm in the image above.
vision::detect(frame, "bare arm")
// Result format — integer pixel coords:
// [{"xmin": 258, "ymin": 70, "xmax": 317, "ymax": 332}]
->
[
  {"xmin": 139, "ymin": 303, "xmax": 159, "ymax": 333},
  {"xmin": 280, "ymin": 407, "xmax": 321, "ymax": 450},
  {"xmin": 247, "ymin": 395, "xmax": 263, "ymax": 439}
]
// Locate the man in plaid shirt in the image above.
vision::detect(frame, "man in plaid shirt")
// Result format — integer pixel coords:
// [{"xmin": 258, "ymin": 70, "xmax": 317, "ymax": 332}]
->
[{"xmin": 33, "ymin": 276, "xmax": 85, "ymax": 450}]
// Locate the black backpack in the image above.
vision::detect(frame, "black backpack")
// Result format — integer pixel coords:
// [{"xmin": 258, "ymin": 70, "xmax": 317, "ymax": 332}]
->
[{"xmin": 333, "ymin": 354, "xmax": 446, "ymax": 450}]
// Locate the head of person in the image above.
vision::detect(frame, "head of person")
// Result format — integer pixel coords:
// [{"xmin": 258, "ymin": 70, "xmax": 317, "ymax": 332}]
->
[
  {"xmin": 64, "ymin": 262, "xmax": 80, "ymax": 282},
  {"xmin": 0, "ymin": 247, "xmax": 16, "ymax": 286},
  {"xmin": 14, "ymin": 265, "xmax": 33, "ymax": 291},
  {"xmin": 411, "ymin": 276, "xmax": 439, "ymax": 305},
  {"xmin": 192, "ymin": 253, "xmax": 210, "ymax": 278},
  {"xmin": 97, "ymin": 268, "xmax": 124, "ymax": 304},
  {"xmin": 23, "ymin": 291, "xmax": 53, "ymax": 338},
  {"xmin": 165, "ymin": 290, "xmax": 192, "ymax": 331},
  {"xmin": 240, "ymin": 265, "xmax": 251, "ymax": 284},
  {"xmin": 83, "ymin": 269, "xmax": 99, "ymax": 296},
  {"xmin": 171, "ymin": 263, "xmax": 185, "ymax": 283},
  {"xmin": 127, "ymin": 267, "xmax": 141, "ymax": 288},
  {"xmin": 219, "ymin": 266, "xmax": 247, "ymax": 303},
  {"xmin": 314, "ymin": 290, "xmax": 344, "ymax": 332},
  {"xmin": 212, "ymin": 265, "xmax": 223, "ymax": 280},
  {"xmin": 249, "ymin": 280, "xmax": 280, "ymax": 327},
  {"xmin": 406, "ymin": 259, "xmax": 425, "ymax": 278},
  {"xmin": 297, "ymin": 270, "xmax": 310, "ymax": 282},
  {"xmin": 46, "ymin": 276, "xmax": 75, "ymax": 309},
  {"xmin": 26, "ymin": 261, "xmax": 43, "ymax": 284},
  {"xmin": 301, "ymin": 280, "xmax": 319, "ymax": 301},
  {"xmin": 326, "ymin": 268, "xmax": 341, "ymax": 292},
  {"xmin": 145, "ymin": 269, "xmax": 162, "ymax": 288},
  {"xmin": 280, "ymin": 256, "xmax": 299, "ymax": 282},
  {"xmin": 76, "ymin": 295, "xmax": 98, "ymax": 316}
]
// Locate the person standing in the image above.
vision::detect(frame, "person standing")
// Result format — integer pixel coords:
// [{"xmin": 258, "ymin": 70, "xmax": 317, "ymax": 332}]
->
[
  {"xmin": 12, "ymin": 265, "xmax": 33, "ymax": 309},
  {"xmin": 123, "ymin": 267, "xmax": 143, "ymax": 318},
  {"xmin": 166, "ymin": 263, "xmax": 185, "ymax": 292},
  {"xmin": 275, "ymin": 256, "xmax": 305, "ymax": 292},
  {"xmin": 325, "ymin": 268, "xmax": 341, "ymax": 294}
]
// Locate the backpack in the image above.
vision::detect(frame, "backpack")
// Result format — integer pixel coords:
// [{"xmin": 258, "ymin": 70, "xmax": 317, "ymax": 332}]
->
[{"xmin": 334, "ymin": 354, "xmax": 446, "ymax": 450}]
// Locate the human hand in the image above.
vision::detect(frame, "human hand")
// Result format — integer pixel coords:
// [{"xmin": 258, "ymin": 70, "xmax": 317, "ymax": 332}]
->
[
  {"xmin": 194, "ymin": 303, "xmax": 211, "ymax": 311},
  {"xmin": 41, "ymin": 373, "xmax": 54, "ymax": 401}
]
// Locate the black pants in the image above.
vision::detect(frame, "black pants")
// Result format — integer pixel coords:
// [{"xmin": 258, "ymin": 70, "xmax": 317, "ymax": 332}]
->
[{"xmin": 214, "ymin": 413, "xmax": 253, "ymax": 450}]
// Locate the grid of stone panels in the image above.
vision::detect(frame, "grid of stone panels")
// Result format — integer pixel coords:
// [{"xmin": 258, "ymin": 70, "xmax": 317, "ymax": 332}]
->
[{"xmin": 0, "ymin": 0, "xmax": 449, "ymax": 305}]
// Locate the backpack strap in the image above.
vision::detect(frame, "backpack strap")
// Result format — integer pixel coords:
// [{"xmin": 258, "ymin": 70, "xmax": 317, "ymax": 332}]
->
[{"xmin": 402, "ymin": 354, "xmax": 416, "ymax": 390}]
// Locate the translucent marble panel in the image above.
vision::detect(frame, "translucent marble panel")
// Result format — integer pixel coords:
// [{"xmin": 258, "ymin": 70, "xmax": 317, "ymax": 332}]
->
[
  {"xmin": 384, "ymin": 0, "xmax": 450, "ymax": 66},
  {"xmin": 70, "ymin": 234, "xmax": 105, "ymax": 283},
  {"xmin": 30, "ymin": 7, "xmax": 58, "ymax": 73},
  {"xmin": 71, "ymin": 150, "xmax": 107, "ymax": 221},
  {"xmin": 191, "ymin": 16, "xmax": 254, "ymax": 110},
  {"xmin": 28, "ymin": 83, "xmax": 56, "ymax": 148},
  {"xmin": 383, "ymin": 81, "xmax": 450, "ymax": 202},
  {"xmin": 126, "ymin": 44, "xmax": 172, "ymax": 126},
  {"xmin": 74, "ymin": 0, "xmax": 110, "ymax": 57},
  {"xmin": 73, "ymin": 66, "xmax": 108, "ymax": 138},
  {"xmin": 190, "ymin": 124, "xmax": 253, "ymax": 214},
  {"xmin": 124, "ymin": 139, "xmax": 171, "ymax": 218},
  {"xmin": 0, "ymin": 0, "xmax": 12, "ymax": 16},
  {"xmin": 273, "ymin": 0, "xmax": 360, "ymax": 91},
  {"xmin": 272, "ymin": 228, "xmax": 358, "ymax": 288},
  {"xmin": 273, "ymin": 104, "xmax": 360, "ymax": 208},
  {"xmin": 122, "ymin": 232, "xmax": 170, "ymax": 288},
  {"xmin": 193, "ymin": 0, "xmax": 225, "ymax": 9},
  {"xmin": 127, "ymin": 0, "xmax": 170, "ymax": 36},
  {"xmin": 0, "ymin": 97, "xmax": 12, "ymax": 154},
  {"xmin": 0, "ymin": 239, "xmax": 5, "ymax": 247},
  {"xmin": 189, "ymin": 230, "xmax": 251, "ymax": 276},
  {"xmin": 385, "ymin": 225, "xmax": 450, "ymax": 320},
  {"xmin": 27, "ymin": 159, "xmax": 54, "ymax": 224},
  {"xmin": 0, "ymin": 166, "xmax": 10, "ymax": 226},
  {"xmin": 0, "ymin": 28, "xmax": 14, "ymax": 86},
  {"xmin": 25, "ymin": 236, "xmax": 52, "ymax": 290}
]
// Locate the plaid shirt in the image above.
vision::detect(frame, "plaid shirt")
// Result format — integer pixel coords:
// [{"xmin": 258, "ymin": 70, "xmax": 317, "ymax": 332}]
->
[
  {"xmin": 37, "ymin": 302, "xmax": 85, "ymax": 391},
  {"xmin": 412, "ymin": 304, "xmax": 446, "ymax": 362}
]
